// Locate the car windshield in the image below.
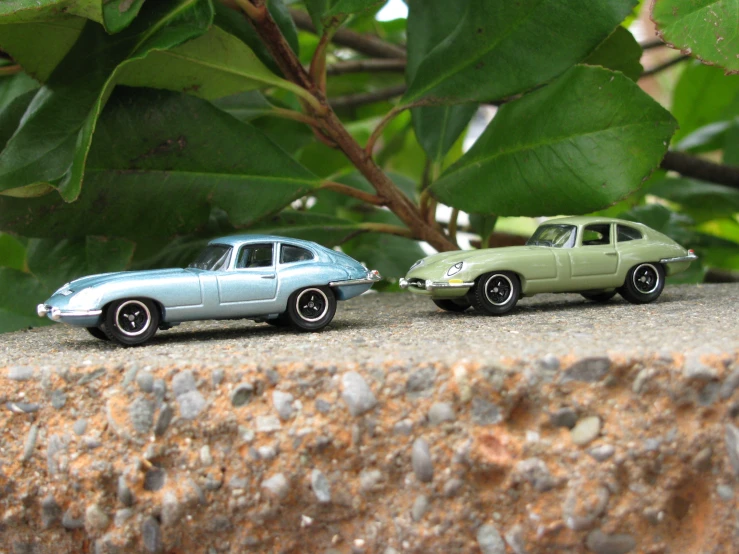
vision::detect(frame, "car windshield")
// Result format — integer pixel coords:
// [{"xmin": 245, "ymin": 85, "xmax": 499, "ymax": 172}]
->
[
  {"xmin": 526, "ymin": 224, "xmax": 577, "ymax": 248},
  {"xmin": 188, "ymin": 244, "xmax": 232, "ymax": 271}
]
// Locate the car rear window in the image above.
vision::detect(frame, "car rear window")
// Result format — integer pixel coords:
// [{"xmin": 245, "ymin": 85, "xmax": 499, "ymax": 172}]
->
[
  {"xmin": 617, "ymin": 225, "xmax": 643, "ymax": 242},
  {"xmin": 281, "ymin": 245, "xmax": 314, "ymax": 264}
]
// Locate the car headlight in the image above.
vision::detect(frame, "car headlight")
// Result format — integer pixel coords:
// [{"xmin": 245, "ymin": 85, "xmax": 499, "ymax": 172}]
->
[
  {"xmin": 68, "ymin": 287, "xmax": 102, "ymax": 308},
  {"xmin": 409, "ymin": 259, "xmax": 425, "ymax": 270},
  {"xmin": 447, "ymin": 262, "xmax": 464, "ymax": 277}
]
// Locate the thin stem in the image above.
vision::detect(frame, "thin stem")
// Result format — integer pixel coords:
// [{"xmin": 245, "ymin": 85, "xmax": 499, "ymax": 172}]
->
[
  {"xmin": 661, "ymin": 151, "xmax": 739, "ymax": 190},
  {"xmin": 359, "ymin": 222, "xmax": 414, "ymax": 238},
  {"xmin": 640, "ymin": 54, "xmax": 691, "ymax": 78},
  {"xmin": 330, "ymin": 84, "xmax": 407, "ymax": 109},
  {"xmin": 290, "ymin": 9, "xmax": 406, "ymax": 59},
  {"xmin": 320, "ymin": 181, "xmax": 386, "ymax": 205},
  {"xmin": 270, "ymin": 107, "xmax": 322, "ymax": 127},
  {"xmin": 366, "ymin": 102, "xmax": 424, "ymax": 155},
  {"xmin": 234, "ymin": 0, "xmax": 266, "ymax": 21},
  {"xmin": 310, "ymin": 25, "xmax": 338, "ymax": 94},
  {"xmin": 327, "ymin": 59, "xmax": 406, "ymax": 76},
  {"xmin": 448, "ymin": 208, "xmax": 460, "ymax": 244},
  {"xmin": 0, "ymin": 64, "xmax": 21, "ymax": 76},
  {"xmin": 640, "ymin": 39, "xmax": 666, "ymax": 50}
]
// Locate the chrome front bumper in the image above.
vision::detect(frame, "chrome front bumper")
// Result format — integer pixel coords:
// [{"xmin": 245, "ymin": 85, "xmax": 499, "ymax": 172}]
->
[
  {"xmin": 399, "ymin": 278, "xmax": 474, "ymax": 291},
  {"xmin": 660, "ymin": 252, "xmax": 698, "ymax": 264},
  {"xmin": 329, "ymin": 269, "xmax": 382, "ymax": 287},
  {"xmin": 37, "ymin": 304, "xmax": 102, "ymax": 321}
]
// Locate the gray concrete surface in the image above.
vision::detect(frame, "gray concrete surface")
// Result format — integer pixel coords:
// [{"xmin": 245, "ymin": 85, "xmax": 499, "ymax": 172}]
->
[{"xmin": 2, "ymin": 284, "xmax": 736, "ymax": 369}]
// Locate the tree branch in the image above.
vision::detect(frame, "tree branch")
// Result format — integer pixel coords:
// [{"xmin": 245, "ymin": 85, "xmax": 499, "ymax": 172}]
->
[
  {"xmin": 661, "ymin": 151, "xmax": 739, "ymax": 189},
  {"xmin": 0, "ymin": 64, "xmax": 21, "ymax": 76},
  {"xmin": 290, "ymin": 9, "xmax": 406, "ymax": 59},
  {"xmin": 330, "ymin": 84, "xmax": 407, "ymax": 109},
  {"xmin": 640, "ymin": 39, "xmax": 666, "ymax": 50},
  {"xmin": 327, "ymin": 59, "xmax": 406, "ymax": 75},
  {"xmin": 320, "ymin": 181, "xmax": 386, "ymax": 205},
  {"xmin": 640, "ymin": 54, "xmax": 691, "ymax": 78},
  {"xmin": 358, "ymin": 222, "xmax": 414, "ymax": 238}
]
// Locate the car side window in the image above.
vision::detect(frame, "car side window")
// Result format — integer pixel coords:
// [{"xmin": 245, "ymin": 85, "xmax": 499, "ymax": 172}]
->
[
  {"xmin": 581, "ymin": 224, "xmax": 611, "ymax": 246},
  {"xmin": 617, "ymin": 225, "xmax": 643, "ymax": 242},
  {"xmin": 235, "ymin": 244, "xmax": 274, "ymax": 269},
  {"xmin": 281, "ymin": 245, "xmax": 314, "ymax": 264}
]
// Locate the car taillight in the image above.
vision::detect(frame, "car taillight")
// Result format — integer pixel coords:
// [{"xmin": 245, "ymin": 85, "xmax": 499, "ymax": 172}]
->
[{"xmin": 688, "ymin": 249, "xmax": 695, "ymax": 254}]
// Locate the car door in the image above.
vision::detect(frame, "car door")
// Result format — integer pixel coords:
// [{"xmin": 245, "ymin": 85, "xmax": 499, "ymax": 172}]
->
[
  {"xmin": 216, "ymin": 243, "xmax": 278, "ymax": 312},
  {"xmin": 568, "ymin": 223, "xmax": 619, "ymax": 287}
]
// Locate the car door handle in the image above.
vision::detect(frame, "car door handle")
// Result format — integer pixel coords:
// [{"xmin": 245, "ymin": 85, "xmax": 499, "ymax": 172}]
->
[
  {"xmin": 261, "ymin": 274, "xmax": 276, "ymax": 279},
  {"xmin": 604, "ymin": 252, "xmax": 617, "ymax": 256}
]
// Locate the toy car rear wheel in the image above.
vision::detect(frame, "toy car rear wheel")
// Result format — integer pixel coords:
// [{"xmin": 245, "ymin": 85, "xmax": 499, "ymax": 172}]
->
[
  {"xmin": 432, "ymin": 299, "xmax": 471, "ymax": 312},
  {"xmin": 287, "ymin": 286, "xmax": 336, "ymax": 331},
  {"xmin": 619, "ymin": 263, "xmax": 665, "ymax": 304},
  {"xmin": 471, "ymin": 271, "xmax": 520, "ymax": 315},
  {"xmin": 86, "ymin": 326, "xmax": 110, "ymax": 341},
  {"xmin": 103, "ymin": 298, "xmax": 159, "ymax": 346},
  {"xmin": 580, "ymin": 291, "xmax": 617, "ymax": 302}
]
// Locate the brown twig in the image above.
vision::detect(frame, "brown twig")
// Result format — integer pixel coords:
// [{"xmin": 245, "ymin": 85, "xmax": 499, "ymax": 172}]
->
[
  {"xmin": 640, "ymin": 39, "xmax": 666, "ymax": 50},
  {"xmin": 290, "ymin": 9, "xmax": 406, "ymax": 59},
  {"xmin": 320, "ymin": 181, "xmax": 386, "ymax": 205},
  {"xmin": 640, "ymin": 54, "xmax": 691, "ymax": 78},
  {"xmin": 327, "ymin": 59, "xmax": 406, "ymax": 75},
  {"xmin": 330, "ymin": 85, "xmax": 407, "ymax": 109},
  {"xmin": 448, "ymin": 208, "xmax": 460, "ymax": 244},
  {"xmin": 358, "ymin": 222, "xmax": 414, "ymax": 238},
  {"xmin": 661, "ymin": 151, "xmax": 739, "ymax": 190},
  {"xmin": 270, "ymin": 107, "xmax": 322, "ymax": 127},
  {"xmin": 0, "ymin": 64, "xmax": 21, "ymax": 76}
]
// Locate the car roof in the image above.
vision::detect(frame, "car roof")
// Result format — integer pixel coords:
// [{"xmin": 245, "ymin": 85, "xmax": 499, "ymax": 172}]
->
[
  {"xmin": 208, "ymin": 235, "xmax": 321, "ymax": 250},
  {"xmin": 541, "ymin": 216, "xmax": 647, "ymax": 229}
]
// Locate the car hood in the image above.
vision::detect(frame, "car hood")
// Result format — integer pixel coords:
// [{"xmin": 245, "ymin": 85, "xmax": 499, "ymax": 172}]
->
[
  {"xmin": 415, "ymin": 245, "xmax": 543, "ymax": 268},
  {"xmin": 65, "ymin": 268, "xmax": 192, "ymax": 292}
]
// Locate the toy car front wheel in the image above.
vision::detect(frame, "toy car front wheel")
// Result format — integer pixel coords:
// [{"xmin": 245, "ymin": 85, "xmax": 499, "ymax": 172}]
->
[
  {"xmin": 432, "ymin": 299, "xmax": 471, "ymax": 312},
  {"xmin": 619, "ymin": 263, "xmax": 665, "ymax": 304},
  {"xmin": 471, "ymin": 271, "xmax": 520, "ymax": 315},
  {"xmin": 86, "ymin": 326, "xmax": 110, "ymax": 341},
  {"xmin": 287, "ymin": 286, "xmax": 336, "ymax": 331},
  {"xmin": 580, "ymin": 291, "xmax": 617, "ymax": 302},
  {"xmin": 104, "ymin": 298, "xmax": 159, "ymax": 346}
]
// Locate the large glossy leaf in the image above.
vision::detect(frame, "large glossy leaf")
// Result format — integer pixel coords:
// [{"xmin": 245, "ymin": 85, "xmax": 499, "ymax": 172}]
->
[
  {"xmin": 0, "ymin": 87, "xmax": 321, "ymax": 240},
  {"xmin": 27, "ymin": 237, "xmax": 136, "ymax": 290},
  {"xmin": 0, "ymin": 0, "xmax": 213, "ymax": 201},
  {"xmin": 115, "ymin": 24, "xmax": 295, "ymax": 100},
  {"xmin": 0, "ymin": 90, "xmax": 35, "ymax": 150},
  {"xmin": 725, "ymin": 123, "xmax": 739, "ymax": 164},
  {"xmin": 0, "ymin": 0, "xmax": 100, "ymax": 23},
  {"xmin": 583, "ymin": 26, "xmax": 643, "ymax": 81},
  {"xmin": 0, "ymin": 232, "xmax": 26, "ymax": 270},
  {"xmin": 214, "ymin": 0, "xmax": 298, "ymax": 76},
  {"xmin": 651, "ymin": 0, "xmax": 739, "ymax": 73},
  {"xmin": 671, "ymin": 62, "xmax": 739, "ymax": 142},
  {"xmin": 0, "ymin": 268, "xmax": 51, "ymax": 333},
  {"xmin": 430, "ymin": 65, "xmax": 677, "ymax": 217},
  {"xmin": 0, "ymin": 72, "xmax": 37, "ymax": 109},
  {"xmin": 305, "ymin": 0, "xmax": 382, "ymax": 34},
  {"xmin": 406, "ymin": 0, "xmax": 477, "ymax": 161},
  {"xmin": 403, "ymin": 0, "xmax": 636, "ymax": 104},
  {"xmin": 103, "ymin": 0, "xmax": 146, "ymax": 33}
]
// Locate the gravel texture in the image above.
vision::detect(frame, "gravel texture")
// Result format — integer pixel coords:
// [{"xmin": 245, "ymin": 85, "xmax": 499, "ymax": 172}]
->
[{"xmin": 0, "ymin": 285, "xmax": 737, "ymax": 553}]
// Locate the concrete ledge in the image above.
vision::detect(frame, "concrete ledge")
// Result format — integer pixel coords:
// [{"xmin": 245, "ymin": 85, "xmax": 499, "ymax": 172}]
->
[{"xmin": 1, "ymin": 285, "xmax": 738, "ymax": 553}]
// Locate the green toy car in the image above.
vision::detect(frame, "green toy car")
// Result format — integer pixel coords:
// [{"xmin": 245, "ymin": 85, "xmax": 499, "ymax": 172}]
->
[{"xmin": 399, "ymin": 216, "xmax": 697, "ymax": 315}]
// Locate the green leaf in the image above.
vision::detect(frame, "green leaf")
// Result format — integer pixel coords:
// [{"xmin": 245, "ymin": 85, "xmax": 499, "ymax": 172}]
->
[
  {"xmin": 0, "ymin": 0, "xmax": 101, "ymax": 23},
  {"xmin": 214, "ymin": 0, "xmax": 299, "ymax": 76},
  {"xmin": 430, "ymin": 65, "xmax": 678, "ymax": 217},
  {"xmin": 406, "ymin": 0, "xmax": 477, "ymax": 161},
  {"xmin": 0, "ymin": 89, "xmax": 36, "ymax": 149},
  {"xmin": 115, "ymin": 24, "xmax": 295, "ymax": 100},
  {"xmin": 249, "ymin": 211, "xmax": 363, "ymax": 246},
  {"xmin": 0, "ymin": 87, "xmax": 321, "ymax": 240},
  {"xmin": 103, "ymin": 0, "xmax": 147, "ymax": 33},
  {"xmin": 0, "ymin": 72, "xmax": 38, "ymax": 109},
  {"xmin": 0, "ymin": 16, "xmax": 85, "ymax": 83},
  {"xmin": 342, "ymin": 227, "xmax": 426, "ymax": 280},
  {"xmin": 583, "ymin": 26, "xmax": 643, "ymax": 81},
  {"xmin": 211, "ymin": 90, "xmax": 276, "ymax": 121},
  {"xmin": 671, "ymin": 61, "xmax": 739, "ymax": 142},
  {"xmin": 0, "ymin": 268, "xmax": 51, "ymax": 333},
  {"xmin": 305, "ymin": 0, "xmax": 382, "ymax": 33},
  {"xmin": 676, "ymin": 119, "xmax": 739, "ymax": 153},
  {"xmin": 648, "ymin": 178, "xmax": 739, "ymax": 222},
  {"xmin": 651, "ymin": 0, "xmax": 739, "ymax": 73},
  {"xmin": 725, "ymin": 121, "xmax": 739, "ymax": 164},
  {"xmin": 0, "ymin": 232, "xmax": 26, "ymax": 270},
  {"xmin": 403, "ymin": 0, "xmax": 636, "ymax": 104},
  {"xmin": 27, "ymin": 236, "xmax": 135, "ymax": 290},
  {"xmin": 0, "ymin": 0, "xmax": 213, "ymax": 201}
]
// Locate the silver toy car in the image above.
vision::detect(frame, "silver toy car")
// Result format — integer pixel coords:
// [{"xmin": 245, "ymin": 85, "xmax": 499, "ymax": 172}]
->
[{"xmin": 37, "ymin": 235, "xmax": 381, "ymax": 346}]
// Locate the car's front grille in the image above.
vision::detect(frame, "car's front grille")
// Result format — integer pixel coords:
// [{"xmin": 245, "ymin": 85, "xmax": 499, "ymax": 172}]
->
[{"xmin": 406, "ymin": 278, "xmax": 427, "ymax": 289}]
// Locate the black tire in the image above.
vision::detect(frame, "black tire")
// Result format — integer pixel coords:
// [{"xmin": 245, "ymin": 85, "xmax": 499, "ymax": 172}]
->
[
  {"xmin": 619, "ymin": 263, "xmax": 665, "ymax": 304},
  {"xmin": 580, "ymin": 291, "xmax": 617, "ymax": 303},
  {"xmin": 86, "ymin": 326, "xmax": 110, "ymax": 341},
  {"xmin": 470, "ymin": 271, "xmax": 520, "ymax": 315},
  {"xmin": 103, "ymin": 298, "xmax": 159, "ymax": 346},
  {"xmin": 286, "ymin": 286, "xmax": 336, "ymax": 331},
  {"xmin": 433, "ymin": 298, "xmax": 471, "ymax": 312}
]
